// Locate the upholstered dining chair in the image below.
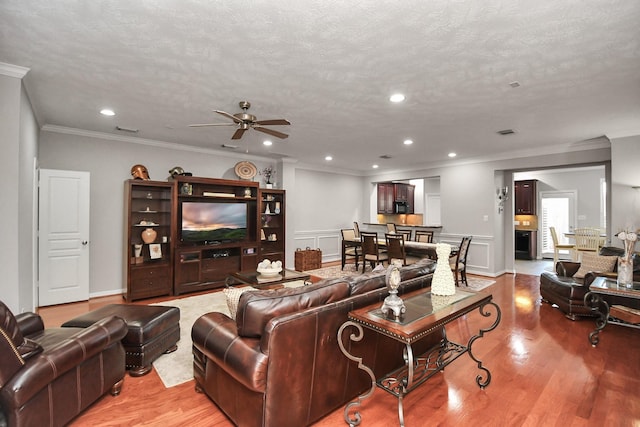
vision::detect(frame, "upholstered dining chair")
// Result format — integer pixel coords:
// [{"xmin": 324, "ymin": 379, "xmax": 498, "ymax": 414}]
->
[
  {"xmin": 573, "ymin": 227, "xmax": 601, "ymax": 262},
  {"xmin": 398, "ymin": 230, "xmax": 413, "ymax": 241},
  {"xmin": 386, "ymin": 223, "xmax": 397, "ymax": 233},
  {"xmin": 415, "ymin": 230, "xmax": 434, "ymax": 243},
  {"xmin": 360, "ymin": 231, "xmax": 389, "ymax": 273},
  {"xmin": 385, "ymin": 233, "xmax": 407, "ymax": 266},
  {"xmin": 341, "ymin": 228, "xmax": 361, "ymax": 270},
  {"xmin": 550, "ymin": 226, "xmax": 575, "ymax": 267},
  {"xmin": 353, "ymin": 221, "xmax": 361, "ymax": 238},
  {"xmin": 450, "ymin": 236, "xmax": 472, "ymax": 286}
]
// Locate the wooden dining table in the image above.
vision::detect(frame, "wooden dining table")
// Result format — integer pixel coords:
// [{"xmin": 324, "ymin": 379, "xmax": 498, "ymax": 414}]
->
[{"xmin": 342, "ymin": 236, "xmax": 458, "ymax": 268}]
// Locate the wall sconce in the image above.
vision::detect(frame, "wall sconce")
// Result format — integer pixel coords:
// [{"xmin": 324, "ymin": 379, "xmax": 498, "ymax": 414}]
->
[{"xmin": 497, "ymin": 186, "xmax": 509, "ymax": 214}]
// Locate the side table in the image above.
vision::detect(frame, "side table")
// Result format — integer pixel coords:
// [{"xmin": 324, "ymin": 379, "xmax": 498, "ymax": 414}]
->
[
  {"xmin": 337, "ymin": 288, "xmax": 501, "ymax": 426},
  {"xmin": 583, "ymin": 276, "xmax": 640, "ymax": 346}
]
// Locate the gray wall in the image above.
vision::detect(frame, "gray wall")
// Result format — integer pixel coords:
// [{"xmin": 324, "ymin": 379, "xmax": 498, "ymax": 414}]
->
[
  {"xmin": 39, "ymin": 130, "xmax": 284, "ymax": 297},
  {"xmin": 0, "ymin": 71, "xmax": 39, "ymax": 313},
  {"xmin": 35, "ymin": 127, "xmax": 619, "ymax": 297}
]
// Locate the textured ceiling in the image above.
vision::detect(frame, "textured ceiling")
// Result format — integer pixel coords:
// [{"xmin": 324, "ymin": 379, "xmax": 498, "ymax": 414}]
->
[{"xmin": 1, "ymin": 0, "xmax": 639, "ymax": 173}]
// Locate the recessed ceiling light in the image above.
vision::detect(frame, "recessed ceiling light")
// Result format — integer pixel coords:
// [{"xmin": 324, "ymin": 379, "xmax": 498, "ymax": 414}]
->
[
  {"xmin": 372, "ymin": 164, "xmax": 379, "ymax": 169},
  {"xmin": 263, "ymin": 140, "xmax": 273, "ymax": 146},
  {"xmin": 389, "ymin": 93, "xmax": 405, "ymax": 103},
  {"xmin": 325, "ymin": 155, "xmax": 333, "ymax": 161},
  {"xmin": 100, "ymin": 108, "xmax": 115, "ymax": 116},
  {"xmin": 403, "ymin": 139, "xmax": 413, "ymax": 145},
  {"xmin": 448, "ymin": 152, "xmax": 457, "ymax": 158}
]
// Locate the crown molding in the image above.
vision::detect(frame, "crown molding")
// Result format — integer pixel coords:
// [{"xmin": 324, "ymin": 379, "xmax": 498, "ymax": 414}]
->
[
  {"xmin": 0, "ymin": 62, "xmax": 30, "ymax": 78},
  {"xmin": 40, "ymin": 124, "xmax": 274, "ymax": 163}
]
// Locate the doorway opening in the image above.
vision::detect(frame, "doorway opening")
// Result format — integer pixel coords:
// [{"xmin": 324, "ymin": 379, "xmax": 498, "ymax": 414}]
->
[{"xmin": 540, "ymin": 191, "xmax": 577, "ymax": 259}]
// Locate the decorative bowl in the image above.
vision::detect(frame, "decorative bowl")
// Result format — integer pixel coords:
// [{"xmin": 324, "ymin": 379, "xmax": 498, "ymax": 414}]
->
[{"xmin": 257, "ymin": 267, "xmax": 282, "ymax": 277}]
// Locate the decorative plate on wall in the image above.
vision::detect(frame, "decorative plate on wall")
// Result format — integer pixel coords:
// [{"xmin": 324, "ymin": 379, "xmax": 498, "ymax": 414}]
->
[{"xmin": 234, "ymin": 161, "xmax": 257, "ymax": 180}]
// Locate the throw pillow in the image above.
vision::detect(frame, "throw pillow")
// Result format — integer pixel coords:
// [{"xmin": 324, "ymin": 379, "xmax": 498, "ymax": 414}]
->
[
  {"xmin": 574, "ymin": 252, "xmax": 617, "ymax": 279},
  {"xmin": 223, "ymin": 287, "xmax": 258, "ymax": 320}
]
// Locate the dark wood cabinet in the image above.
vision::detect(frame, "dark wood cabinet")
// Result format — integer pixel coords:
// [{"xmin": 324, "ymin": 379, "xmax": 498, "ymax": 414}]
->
[
  {"xmin": 515, "ymin": 180, "xmax": 537, "ymax": 215},
  {"xmin": 124, "ymin": 176, "xmax": 286, "ymax": 299},
  {"xmin": 405, "ymin": 185, "xmax": 415, "ymax": 214},
  {"xmin": 377, "ymin": 183, "xmax": 394, "ymax": 214},
  {"xmin": 377, "ymin": 183, "xmax": 415, "ymax": 214},
  {"xmin": 259, "ymin": 189, "xmax": 286, "ymax": 266},
  {"xmin": 171, "ymin": 176, "xmax": 261, "ymax": 295},
  {"xmin": 123, "ymin": 180, "xmax": 174, "ymax": 301}
]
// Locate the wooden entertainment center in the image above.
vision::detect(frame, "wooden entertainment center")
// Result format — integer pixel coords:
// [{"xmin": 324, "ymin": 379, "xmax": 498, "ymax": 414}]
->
[{"xmin": 123, "ymin": 176, "xmax": 286, "ymax": 301}]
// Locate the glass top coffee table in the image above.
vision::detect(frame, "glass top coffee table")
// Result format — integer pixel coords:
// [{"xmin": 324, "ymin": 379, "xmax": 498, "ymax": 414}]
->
[
  {"xmin": 230, "ymin": 268, "xmax": 311, "ymax": 289},
  {"xmin": 584, "ymin": 276, "xmax": 640, "ymax": 346},
  {"xmin": 338, "ymin": 288, "xmax": 501, "ymax": 426}
]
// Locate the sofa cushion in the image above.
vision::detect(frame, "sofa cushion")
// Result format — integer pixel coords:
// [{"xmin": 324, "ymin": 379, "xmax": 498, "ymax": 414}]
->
[
  {"xmin": 236, "ymin": 279, "xmax": 350, "ymax": 338},
  {"xmin": 223, "ymin": 286, "xmax": 258, "ymax": 320},
  {"xmin": 574, "ymin": 252, "xmax": 617, "ymax": 279}
]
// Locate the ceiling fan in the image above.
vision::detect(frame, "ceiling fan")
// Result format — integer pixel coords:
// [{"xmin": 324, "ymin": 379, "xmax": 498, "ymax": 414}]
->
[{"xmin": 189, "ymin": 101, "xmax": 290, "ymax": 140}]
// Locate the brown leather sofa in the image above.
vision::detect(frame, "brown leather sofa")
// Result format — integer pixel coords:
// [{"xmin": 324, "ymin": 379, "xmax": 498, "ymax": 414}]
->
[
  {"xmin": 192, "ymin": 259, "xmax": 440, "ymax": 427},
  {"xmin": 0, "ymin": 300, "xmax": 128, "ymax": 427},
  {"xmin": 539, "ymin": 246, "xmax": 640, "ymax": 320}
]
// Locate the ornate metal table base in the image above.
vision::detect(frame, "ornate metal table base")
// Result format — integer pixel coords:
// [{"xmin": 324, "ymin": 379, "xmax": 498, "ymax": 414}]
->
[
  {"xmin": 584, "ymin": 288, "xmax": 640, "ymax": 347},
  {"xmin": 338, "ymin": 300, "xmax": 501, "ymax": 426}
]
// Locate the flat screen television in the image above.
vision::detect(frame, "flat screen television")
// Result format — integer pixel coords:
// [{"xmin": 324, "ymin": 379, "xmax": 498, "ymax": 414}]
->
[{"xmin": 181, "ymin": 201, "xmax": 247, "ymax": 244}]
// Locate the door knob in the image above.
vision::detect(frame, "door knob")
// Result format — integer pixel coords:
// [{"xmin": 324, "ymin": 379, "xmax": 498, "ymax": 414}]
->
[{"xmin": 82, "ymin": 241, "xmax": 88, "ymax": 245}]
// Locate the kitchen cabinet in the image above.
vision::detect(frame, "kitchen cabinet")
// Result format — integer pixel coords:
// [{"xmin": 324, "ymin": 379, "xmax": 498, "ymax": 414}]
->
[
  {"xmin": 377, "ymin": 183, "xmax": 394, "ymax": 214},
  {"xmin": 377, "ymin": 183, "xmax": 415, "ymax": 214},
  {"xmin": 515, "ymin": 180, "xmax": 537, "ymax": 215}
]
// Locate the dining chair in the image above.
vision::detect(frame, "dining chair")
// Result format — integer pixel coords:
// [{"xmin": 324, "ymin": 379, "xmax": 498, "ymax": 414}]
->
[
  {"xmin": 360, "ymin": 231, "xmax": 389, "ymax": 273},
  {"xmin": 415, "ymin": 230, "xmax": 434, "ymax": 243},
  {"xmin": 385, "ymin": 233, "xmax": 407, "ymax": 266},
  {"xmin": 341, "ymin": 228, "xmax": 361, "ymax": 270},
  {"xmin": 549, "ymin": 226, "xmax": 575, "ymax": 266},
  {"xmin": 573, "ymin": 227, "xmax": 600, "ymax": 262},
  {"xmin": 398, "ymin": 230, "xmax": 412, "ymax": 241},
  {"xmin": 386, "ymin": 223, "xmax": 397, "ymax": 233},
  {"xmin": 449, "ymin": 236, "xmax": 472, "ymax": 286},
  {"xmin": 353, "ymin": 221, "xmax": 361, "ymax": 239}
]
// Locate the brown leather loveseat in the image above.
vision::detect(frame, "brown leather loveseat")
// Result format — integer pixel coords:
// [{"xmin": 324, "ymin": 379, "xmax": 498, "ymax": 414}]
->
[
  {"xmin": 0, "ymin": 300, "xmax": 128, "ymax": 427},
  {"xmin": 192, "ymin": 259, "xmax": 440, "ymax": 427}
]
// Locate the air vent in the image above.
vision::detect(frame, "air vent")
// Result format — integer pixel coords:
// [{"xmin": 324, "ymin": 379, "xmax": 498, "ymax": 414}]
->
[
  {"xmin": 497, "ymin": 129, "xmax": 515, "ymax": 135},
  {"xmin": 379, "ymin": 154, "xmax": 392, "ymax": 159},
  {"xmin": 115, "ymin": 126, "xmax": 139, "ymax": 133}
]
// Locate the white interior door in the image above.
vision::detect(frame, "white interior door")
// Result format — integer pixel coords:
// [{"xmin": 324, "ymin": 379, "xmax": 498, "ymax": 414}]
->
[
  {"xmin": 38, "ymin": 169, "xmax": 90, "ymax": 306},
  {"xmin": 540, "ymin": 190, "xmax": 577, "ymax": 259}
]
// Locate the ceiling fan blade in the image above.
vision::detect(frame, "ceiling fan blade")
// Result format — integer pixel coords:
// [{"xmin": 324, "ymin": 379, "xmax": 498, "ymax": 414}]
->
[
  {"xmin": 231, "ymin": 128, "xmax": 247, "ymax": 140},
  {"xmin": 255, "ymin": 119, "xmax": 291, "ymax": 126},
  {"xmin": 189, "ymin": 123, "xmax": 235, "ymax": 127},
  {"xmin": 214, "ymin": 110, "xmax": 242, "ymax": 123},
  {"xmin": 253, "ymin": 126, "xmax": 289, "ymax": 139}
]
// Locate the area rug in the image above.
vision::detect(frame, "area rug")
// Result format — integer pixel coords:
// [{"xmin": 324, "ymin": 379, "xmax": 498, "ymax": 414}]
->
[
  {"xmin": 151, "ymin": 280, "xmax": 305, "ymax": 388},
  {"xmin": 462, "ymin": 277, "xmax": 496, "ymax": 292},
  {"xmin": 305, "ymin": 264, "xmax": 374, "ymax": 279}
]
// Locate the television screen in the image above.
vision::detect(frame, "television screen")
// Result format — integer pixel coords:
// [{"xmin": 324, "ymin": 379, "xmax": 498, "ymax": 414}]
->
[{"xmin": 181, "ymin": 202, "xmax": 247, "ymax": 243}]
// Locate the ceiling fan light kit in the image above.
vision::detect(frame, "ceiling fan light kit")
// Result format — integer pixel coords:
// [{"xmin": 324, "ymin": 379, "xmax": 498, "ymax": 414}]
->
[{"xmin": 190, "ymin": 101, "xmax": 290, "ymax": 140}]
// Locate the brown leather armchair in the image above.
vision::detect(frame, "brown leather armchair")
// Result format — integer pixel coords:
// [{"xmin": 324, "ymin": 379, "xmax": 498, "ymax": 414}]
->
[
  {"xmin": 539, "ymin": 247, "xmax": 640, "ymax": 320},
  {"xmin": 0, "ymin": 300, "xmax": 128, "ymax": 427}
]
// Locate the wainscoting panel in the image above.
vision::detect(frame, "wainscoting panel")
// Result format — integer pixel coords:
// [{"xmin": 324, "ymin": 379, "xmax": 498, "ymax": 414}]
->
[
  {"xmin": 440, "ymin": 234, "xmax": 493, "ymax": 277},
  {"xmin": 293, "ymin": 230, "xmax": 341, "ymax": 264}
]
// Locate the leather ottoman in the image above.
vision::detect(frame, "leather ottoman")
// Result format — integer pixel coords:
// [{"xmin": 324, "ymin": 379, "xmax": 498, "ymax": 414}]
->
[{"xmin": 62, "ymin": 304, "xmax": 180, "ymax": 376}]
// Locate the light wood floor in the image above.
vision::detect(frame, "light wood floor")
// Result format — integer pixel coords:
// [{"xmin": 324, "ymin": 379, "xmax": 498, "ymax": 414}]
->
[{"xmin": 37, "ymin": 271, "xmax": 640, "ymax": 426}]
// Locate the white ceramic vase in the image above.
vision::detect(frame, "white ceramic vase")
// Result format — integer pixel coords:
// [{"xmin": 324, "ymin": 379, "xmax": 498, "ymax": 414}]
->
[{"xmin": 431, "ymin": 243, "xmax": 456, "ymax": 296}]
